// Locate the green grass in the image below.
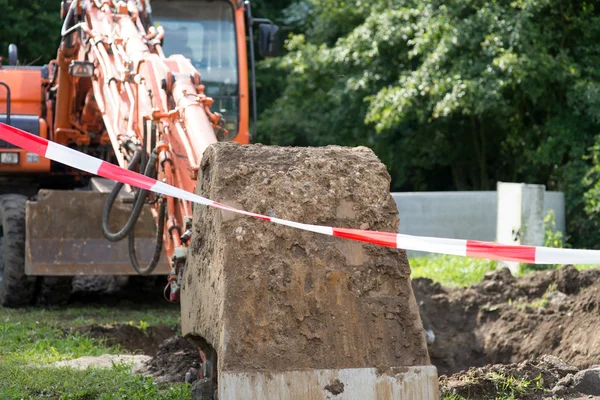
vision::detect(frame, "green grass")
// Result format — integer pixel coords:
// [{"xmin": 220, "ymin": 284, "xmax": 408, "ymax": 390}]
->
[
  {"xmin": 440, "ymin": 372, "xmax": 543, "ymax": 400},
  {"xmin": 409, "ymin": 254, "xmax": 599, "ymax": 288},
  {"xmin": 409, "ymin": 254, "xmax": 497, "ymax": 287},
  {"xmin": 0, "ymin": 360, "xmax": 190, "ymax": 400},
  {"xmin": 0, "ymin": 302, "xmax": 188, "ymax": 399},
  {"xmin": 0, "ymin": 302, "xmax": 180, "ymax": 328}
]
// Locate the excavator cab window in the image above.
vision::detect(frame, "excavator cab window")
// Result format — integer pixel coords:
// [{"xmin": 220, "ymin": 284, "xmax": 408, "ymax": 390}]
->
[{"xmin": 150, "ymin": 0, "xmax": 239, "ymax": 138}]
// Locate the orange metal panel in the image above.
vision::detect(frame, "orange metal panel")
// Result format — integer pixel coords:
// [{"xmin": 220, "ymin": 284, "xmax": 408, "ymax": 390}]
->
[
  {"xmin": 0, "ymin": 69, "xmax": 43, "ymax": 116},
  {"xmin": 233, "ymin": 4, "xmax": 250, "ymax": 144},
  {"xmin": 0, "ymin": 118, "xmax": 51, "ymax": 173}
]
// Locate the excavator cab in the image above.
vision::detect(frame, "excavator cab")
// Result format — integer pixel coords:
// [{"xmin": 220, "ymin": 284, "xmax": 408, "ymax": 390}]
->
[{"xmin": 150, "ymin": 0, "xmax": 242, "ymax": 140}]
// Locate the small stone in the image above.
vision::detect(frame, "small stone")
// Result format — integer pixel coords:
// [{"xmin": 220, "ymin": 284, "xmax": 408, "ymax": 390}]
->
[
  {"xmin": 572, "ymin": 368, "xmax": 600, "ymax": 395},
  {"xmin": 360, "ymin": 222, "xmax": 370, "ymax": 230},
  {"xmin": 239, "ymin": 165, "xmax": 249, "ymax": 175},
  {"xmin": 546, "ymin": 291, "xmax": 568, "ymax": 307},
  {"xmin": 483, "ymin": 281, "xmax": 500, "ymax": 292}
]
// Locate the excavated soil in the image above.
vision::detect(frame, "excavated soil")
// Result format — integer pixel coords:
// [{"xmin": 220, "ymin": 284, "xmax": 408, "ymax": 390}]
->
[
  {"xmin": 141, "ymin": 336, "xmax": 203, "ymax": 383},
  {"xmin": 412, "ymin": 265, "xmax": 600, "ymax": 377},
  {"xmin": 440, "ymin": 355, "xmax": 600, "ymax": 399}
]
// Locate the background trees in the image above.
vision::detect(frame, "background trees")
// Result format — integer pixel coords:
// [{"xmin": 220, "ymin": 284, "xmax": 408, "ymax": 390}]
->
[
  {"xmin": 0, "ymin": 0, "xmax": 61, "ymax": 65},
  {"xmin": 257, "ymin": 0, "xmax": 600, "ymax": 248}
]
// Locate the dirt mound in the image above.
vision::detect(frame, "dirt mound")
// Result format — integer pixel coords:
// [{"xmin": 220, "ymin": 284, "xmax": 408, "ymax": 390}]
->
[
  {"xmin": 141, "ymin": 336, "xmax": 202, "ymax": 383},
  {"xmin": 441, "ymin": 355, "xmax": 600, "ymax": 399},
  {"xmin": 413, "ymin": 265, "xmax": 600, "ymax": 376},
  {"xmin": 74, "ymin": 324, "xmax": 175, "ymax": 356}
]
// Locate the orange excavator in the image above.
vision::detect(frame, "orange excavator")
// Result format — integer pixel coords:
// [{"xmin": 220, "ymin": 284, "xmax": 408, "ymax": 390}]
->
[{"xmin": 0, "ymin": 0, "xmax": 280, "ymax": 306}]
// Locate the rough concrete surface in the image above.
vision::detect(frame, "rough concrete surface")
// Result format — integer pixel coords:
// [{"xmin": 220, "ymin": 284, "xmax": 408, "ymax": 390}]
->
[{"xmin": 181, "ymin": 143, "xmax": 430, "ymax": 374}]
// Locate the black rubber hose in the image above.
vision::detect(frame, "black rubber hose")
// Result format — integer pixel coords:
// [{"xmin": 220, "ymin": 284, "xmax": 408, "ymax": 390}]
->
[
  {"xmin": 128, "ymin": 198, "xmax": 166, "ymax": 275},
  {"xmin": 101, "ymin": 150, "xmax": 149, "ymax": 242}
]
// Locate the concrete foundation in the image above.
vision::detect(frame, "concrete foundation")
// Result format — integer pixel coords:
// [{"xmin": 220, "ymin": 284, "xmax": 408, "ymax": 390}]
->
[
  {"xmin": 181, "ymin": 143, "xmax": 436, "ymax": 398},
  {"xmin": 219, "ymin": 366, "xmax": 439, "ymax": 400}
]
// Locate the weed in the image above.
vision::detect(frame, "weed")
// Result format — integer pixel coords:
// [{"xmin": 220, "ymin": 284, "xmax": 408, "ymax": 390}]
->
[{"xmin": 490, "ymin": 372, "xmax": 543, "ymax": 399}]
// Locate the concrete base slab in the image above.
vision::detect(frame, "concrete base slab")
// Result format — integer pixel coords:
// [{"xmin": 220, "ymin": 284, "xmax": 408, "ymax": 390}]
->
[{"xmin": 219, "ymin": 366, "xmax": 439, "ymax": 400}]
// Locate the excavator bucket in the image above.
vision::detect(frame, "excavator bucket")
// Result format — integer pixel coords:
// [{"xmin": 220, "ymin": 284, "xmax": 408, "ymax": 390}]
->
[{"xmin": 24, "ymin": 181, "xmax": 169, "ymax": 276}]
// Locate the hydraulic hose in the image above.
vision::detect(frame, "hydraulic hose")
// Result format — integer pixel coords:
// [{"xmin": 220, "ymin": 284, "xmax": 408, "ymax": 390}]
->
[
  {"xmin": 102, "ymin": 150, "xmax": 149, "ymax": 242},
  {"xmin": 126, "ymin": 148, "xmax": 165, "ymax": 275},
  {"xmin": 128, "ymin": 198, "xmax": 166, "ymax": 275}
]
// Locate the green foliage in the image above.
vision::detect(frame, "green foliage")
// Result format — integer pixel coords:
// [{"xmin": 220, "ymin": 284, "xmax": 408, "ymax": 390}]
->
[
  {"xmin": 0, "ymin": 0, "xmax": 62, "ymax": 65},
  {"xmin": 488, "ymin": 372, "xmax": 543, "ymax": 400},
  {"xmin": 544, "ymin": 210, "xmax": 565, "ymax": 249},
  {"xmin": 259, "ymin": 0, "xmax": 600, "ymax": 248},
  {"xmin": 0, "ymin": 303, "xmax": 179, "ymax": 363},
  {"xmin": 441, "ymin": 372, "xmax": 543, "ymax": 400},
  {"xmin": 409, "ymin": 254, "xmax": 496, "ymax": 287}
]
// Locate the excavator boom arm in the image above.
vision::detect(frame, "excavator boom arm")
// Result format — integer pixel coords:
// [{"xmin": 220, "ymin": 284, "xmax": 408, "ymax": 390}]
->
[{"xmin": 48, "ymin": 0, "xmax": 243, "ymax": 295}]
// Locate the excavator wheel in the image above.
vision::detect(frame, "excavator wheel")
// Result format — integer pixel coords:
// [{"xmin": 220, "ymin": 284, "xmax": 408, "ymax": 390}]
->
[
  {"xmin": 36, "ymin": 277, "xmax": 73, "ymax": 306},
  {"xmin": 0, "ymin": 194, "xmax": 37, "ymax": 306}
]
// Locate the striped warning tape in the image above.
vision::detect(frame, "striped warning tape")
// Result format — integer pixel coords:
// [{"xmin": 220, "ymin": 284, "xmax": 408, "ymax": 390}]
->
[{"xmin": 1, "ymin": 122, "xmax": 599, "ymax": 264}]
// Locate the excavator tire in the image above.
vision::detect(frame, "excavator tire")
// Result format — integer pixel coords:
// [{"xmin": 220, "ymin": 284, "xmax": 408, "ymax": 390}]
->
[
  {"xmin": 36, "ymin": 277, "xmax": 73, "ymax": 305},
  {"xmin": 0, "ymin": 194, "xmax": 36, "ymax": 307}
]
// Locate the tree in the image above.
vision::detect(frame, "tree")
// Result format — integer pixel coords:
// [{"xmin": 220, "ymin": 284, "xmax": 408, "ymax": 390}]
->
[
  {"xmin": 258, "ymin": 0, "xmax": 600, "ymax": 247},
  {"xmin": 0, "ymin": 0, "xmax": 62, "ymax": 65}
]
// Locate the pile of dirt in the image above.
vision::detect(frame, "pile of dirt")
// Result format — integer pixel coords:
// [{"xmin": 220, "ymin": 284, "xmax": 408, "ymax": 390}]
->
[
  {"xmin": 440, "ymin": 355, "xmax": 600, "ymax": 399},
  {"xmin": 74, "ymin": 324, "xmax": 175, "ymax": 356},
  {"xmin": 412, "ymin": 265, "xmax": 600, "ymax": 376},
  {"xmin": 141, "ymin": 336, "xmax": 203, "ymax": 383}
]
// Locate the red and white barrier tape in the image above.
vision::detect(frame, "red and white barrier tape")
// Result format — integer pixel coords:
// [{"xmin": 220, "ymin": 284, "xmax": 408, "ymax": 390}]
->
[{"xmin": 1, "ymin": 122, "xmax": 599, "ymax": 265}]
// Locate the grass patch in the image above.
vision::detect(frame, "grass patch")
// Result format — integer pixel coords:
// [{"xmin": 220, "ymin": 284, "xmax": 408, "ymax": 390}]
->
[
  {"xmin": 0, "ymin": 302, "xmax": 180, "ymax": 328},
  {"xmin": 0, "ymin": 360, "xmax": 190, "ymax": 400},
  {"xmin": 489, "ymin": 372, "xmax": 543, "ymax": 400},
  {"xmin": 409, "ymin": 254, "xmax": 497, "ymax": 287},
  {"xmin": 441, "ymin": 372, "xmax": 543, "ymax": 400},
  {"xmin": 0, "ymin": 302, "xmax": 186, "ymax": 399},
  {"xmin": 522, "ymin": 262, "xmax": 598, "ymax": 274},
  {"xmin": 409, "ymin": 254, "xmax": 599, "ymax": 288}
]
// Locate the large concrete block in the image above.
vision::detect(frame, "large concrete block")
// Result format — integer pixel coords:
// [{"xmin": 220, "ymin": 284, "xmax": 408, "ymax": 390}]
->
[
  {"xmin": 496, "ymin": 182, "xmax": 546, "ymax": 273},
  {"xmin": 181, "ymin": 143, "xmax": 433, "ymax": 398}
]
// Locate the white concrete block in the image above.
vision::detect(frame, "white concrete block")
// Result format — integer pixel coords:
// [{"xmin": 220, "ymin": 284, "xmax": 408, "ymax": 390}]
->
[
  {"xmin": 219, "ymin": 366, "xmax": 439, "ymax": 400},
  {"xmin": 496, "ymin": 182, "xmax": 545, "ymax": 273}
]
